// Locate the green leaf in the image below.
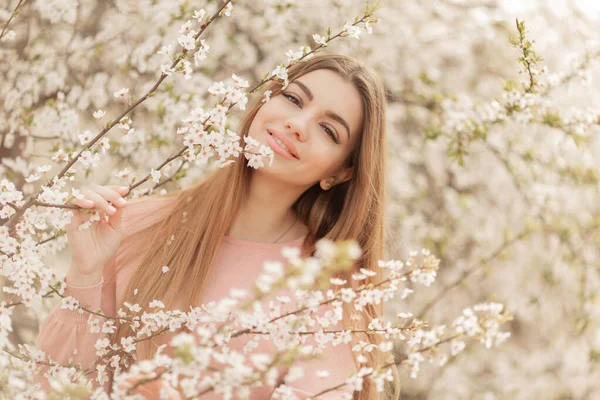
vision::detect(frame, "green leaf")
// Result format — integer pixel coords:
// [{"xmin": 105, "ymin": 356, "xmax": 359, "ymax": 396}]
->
[
  {"xmin": 423, "ymin": 125, "xmax": 441, "ymax": 140},
  {"xmin": 543, "ymin": 111, "xmax": 561, "ymax": 128},
  {"xmin": 173, "ymin": 345, "xmax": 194, "ymax": 365},
  {"xmin": 174, "ymin": 168, "xmax": 187, "ymax": 181},
  {"xmin": 418, "ymin": 72, "xmax": 435, "ymax": 86},
  {"xmin": 502, "ymin": 79, "xmax": 520, "ymax": 92},
  {"xmin": 471, "ymin": 123, "xmax": 488, "ymax": 140},
  {"xmin": 589, "ymin": 349, "xmax": 600, "ymax": 364}
]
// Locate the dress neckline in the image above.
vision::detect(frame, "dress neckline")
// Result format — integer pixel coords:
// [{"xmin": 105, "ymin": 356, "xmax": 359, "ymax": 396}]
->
[{"xmin": 222, "ymin": 233, "xmax": 307, "ymax": 249}]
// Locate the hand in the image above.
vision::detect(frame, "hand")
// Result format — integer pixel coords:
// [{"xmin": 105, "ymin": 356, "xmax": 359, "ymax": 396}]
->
[{"xmin": 65, "ymin": 185, "xmax": 130, "ymax": 286}]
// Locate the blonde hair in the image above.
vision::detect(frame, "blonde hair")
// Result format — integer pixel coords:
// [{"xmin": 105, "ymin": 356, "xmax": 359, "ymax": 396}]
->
[{"xmin": 111, "ymin": 54, "xmax": 400, "ymax": 399}]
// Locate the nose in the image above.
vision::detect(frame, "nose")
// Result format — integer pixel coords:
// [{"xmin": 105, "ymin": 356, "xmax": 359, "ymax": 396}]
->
[{"xmin": 284, "ymin": 117, "xmax": 308, "ymax": 142}]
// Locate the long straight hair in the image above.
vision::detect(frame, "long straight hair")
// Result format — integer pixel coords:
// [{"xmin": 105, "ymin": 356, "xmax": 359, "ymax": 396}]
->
[{"xmin": 111, "ymin": 54, "xmax": 400, "ymax": 399}]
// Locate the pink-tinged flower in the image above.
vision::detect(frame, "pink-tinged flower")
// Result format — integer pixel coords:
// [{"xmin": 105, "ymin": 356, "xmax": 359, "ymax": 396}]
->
[
  {"xmin": 115, "ymin": 168, "xmax": 130, "ymax": 178},
  {"xmin": 88, "ymin": 317, "xmax": 101, "ymax": 334},
  {"xmin": 113, "ymin": 88, "xmax": 129, "ymax": 98},
  {"xmin": 99, "ymin": 137, "xmax": 110, "ymax": 153},
  {"xmin": 60, "ymin": 296, "xmax": 79, "ymax": 311},
  {"xmin": 120, "ymin": 336, "xmax": 136, "ymax": 353},
  {"xmin": 194, "ymin": 40, "xmax": 210, "ymax": 66},
  {"xmin": 193, "ymin": 9, "xmax": 206, "ymax": 21},
  {"xmin": 219, "ymin": 3, "xmax": 233, "ymax": 17},
  {"xmin": 179, "ymin": 20, "xmax": 193, "ymax": 34},
  {"xmin": 160, "ymin": 64, "xmax": 175, "ymax": 76},
  {"xmin": 178, "ymin": 34, "xmax": 196, "ymax": 51},
  {"xmin": 78, "ymin": 130, "xmax": 92, "ymax": 145},
  {"xmin": 77, "ymin": 150, "xmax": 100, "ymax": 168},
  {"xmin": 94, "ymin": 338, "xmax": 110, "ymax": 356}
]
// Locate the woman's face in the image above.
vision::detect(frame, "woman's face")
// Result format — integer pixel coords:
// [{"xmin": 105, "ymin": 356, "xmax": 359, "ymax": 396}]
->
[{"xmin": 247, "ymin": 69, "xmax": 364, "ymax": 189}]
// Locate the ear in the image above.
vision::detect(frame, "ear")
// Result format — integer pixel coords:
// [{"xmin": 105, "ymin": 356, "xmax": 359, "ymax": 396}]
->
[
  {"xmin": 320, "ymin": 167, "xmax": 354, "ymax": 191},
  {"xmin": 335, "ymin": 166, "xmax": 354, "ymax": 185}
]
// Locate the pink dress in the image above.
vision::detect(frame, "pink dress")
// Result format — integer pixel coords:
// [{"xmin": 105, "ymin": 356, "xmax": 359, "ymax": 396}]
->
[{"xmin": 36, "ymin": 196, "xmax": 356, "ymax": 399}]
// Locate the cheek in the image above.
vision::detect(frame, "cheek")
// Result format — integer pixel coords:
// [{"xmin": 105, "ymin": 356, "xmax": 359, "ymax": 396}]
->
[
  {"xmin": 302, "ymin": 143, "xmax": 345, "ymax": 177},
  {"xmin": 247, "ymin": 114, "xmax": 265, "ymax": 140},
  {"xmin": 248, "ymin": 103, "xmax": 278, "ymax": 137}
]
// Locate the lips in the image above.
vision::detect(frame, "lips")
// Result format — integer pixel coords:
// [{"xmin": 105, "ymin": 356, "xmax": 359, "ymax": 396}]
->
[{"xmin": 267, "ymin": 129, "xmax": 300, "ymax": 159}]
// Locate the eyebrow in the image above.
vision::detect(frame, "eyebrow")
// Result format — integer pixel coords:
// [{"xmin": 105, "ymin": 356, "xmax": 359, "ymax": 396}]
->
[{"xmin": 290, "ymin": 80, "xmax": 351, "ymax": 139}]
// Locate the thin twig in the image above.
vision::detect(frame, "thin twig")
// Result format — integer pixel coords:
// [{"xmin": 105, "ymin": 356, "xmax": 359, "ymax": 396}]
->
[
  {"xmin": 2, "ymin": 0, "xmax": 232, "ymax": 231},
  {"xmin": 417, "ymin": 229, "xmax": 529, "ymax": 319},
  {"xmin": 0, "ymin": 0, "xmax": 27, "ymax": 41}
]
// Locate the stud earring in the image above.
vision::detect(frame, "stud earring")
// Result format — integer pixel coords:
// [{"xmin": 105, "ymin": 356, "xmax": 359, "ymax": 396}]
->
[{"xmin": 324, "ymin": 182, "xmax": 332, "ymax": 190}]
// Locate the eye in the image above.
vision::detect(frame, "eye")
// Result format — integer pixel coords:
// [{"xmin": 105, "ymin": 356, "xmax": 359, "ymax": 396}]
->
[
  {"xmin": 283, "ymin": 91, "xmax": 339, "ymax": 144},
  {"xmin": 282, "ymin": 92, "xmax": 301, "ymax": 107},
  {"xmin": 321, "ymin": 123, "xmax": 340, "ymax": 144}
]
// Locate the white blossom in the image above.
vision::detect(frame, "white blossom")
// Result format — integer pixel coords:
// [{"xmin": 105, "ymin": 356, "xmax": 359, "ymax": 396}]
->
[
  {"xmin": 271, "ymin": 65, "xmax": 289, "ymax": 88},
  {"xmin": 93, "ymin": 109, "xmax": 106, "ymax": 119},
  {"xmin": 219, "ymin": 3, "xmax": 233, "ymax": 17},
  {"xmin": 150, "ymin": 168, "xmax": 162, "ymax": 184},
  {"xmin": 178, "ymin": 34, "xmax": 196, "ymax": 51},
  {"xmin": 115, "ymin": 168, "xmax": 130, "ymax": 178},
  {"xmin": 261, "ymin": 90, "xmax": 272, "ymax": 104},
  {"xmin": 193, "ymin": 9, "xmax": 206, "ymax": 21},
  {"xmin": 113, "ymin": 88, "xmax": 129, "ymax": 98},
  {"xmin": 78, "ymin": 130, "xmax": 93, "ymax": 145},
  {"xmin": 312, "ymin": 33, "xmax": 328, "ymax": 46},
  {"xmin": 343, "ymin": 22, "xmax": 361, "ymax": 39}
]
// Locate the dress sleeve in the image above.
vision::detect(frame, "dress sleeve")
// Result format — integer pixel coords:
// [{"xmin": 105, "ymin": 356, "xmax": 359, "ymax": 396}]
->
[
  {"xmin": 35, "ymin": 268, "xmax": 182, "ymax": 399},
  {"xmin": 34, "ymin": 254, "xmax": 118, "ymax": 393},
  {"xmin": 34, "ymin": 195, "xmax": 177, "ymax": 395}
]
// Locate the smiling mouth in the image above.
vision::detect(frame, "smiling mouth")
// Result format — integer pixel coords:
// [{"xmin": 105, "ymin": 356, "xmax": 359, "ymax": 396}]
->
[{"xmin": 268, "ymin": 131, "xmax": 298, "ymax": 159}]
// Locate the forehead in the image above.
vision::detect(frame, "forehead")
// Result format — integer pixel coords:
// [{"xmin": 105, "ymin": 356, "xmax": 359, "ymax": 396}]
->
[{"xmin": 293, "ymin": 69, "xmax": 363, "ymax": 138}]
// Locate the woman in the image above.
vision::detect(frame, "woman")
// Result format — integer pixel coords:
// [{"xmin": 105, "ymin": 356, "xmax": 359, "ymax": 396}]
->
[{"xmin": 37, "ymin": 54, "xmax": 400, "ymax": 399}]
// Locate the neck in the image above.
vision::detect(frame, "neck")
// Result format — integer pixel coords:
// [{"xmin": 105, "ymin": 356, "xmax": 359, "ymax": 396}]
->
[{"xmin": 226, "ymin": 171, "xmax": 308, "ymax": 243}]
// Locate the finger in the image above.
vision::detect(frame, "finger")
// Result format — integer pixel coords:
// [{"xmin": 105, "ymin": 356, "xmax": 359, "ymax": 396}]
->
[
  {"xmin": 83, "ymin": 189, "xmax": 117, "ymax": 216},
  {"xmin": 103, "ymin": 185, "xmax": 130, "ymax": 197},
  {"xmin": 107, "ymin": 204, "xmax": 124, "ymax": 232},
  {"xmin": 92, "ymin": 185, "xmax": 128, "ymax": 209},
  {"xmin": 118, "ymin": 186, "xmax": 130, "ymax": 196},
  {"xmin": 65, "ymin": 204, "xmax": 93, "ymax": 235},
  {"xmin": 67, "ymin": 194, "xmax": 98, "ymax": 231},
  {"xmin": 71, "ymin": 196, "xmax": 95, "ymax": 209}
]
